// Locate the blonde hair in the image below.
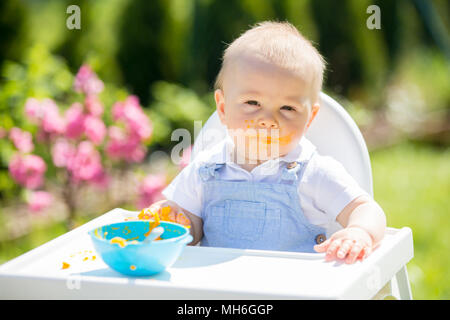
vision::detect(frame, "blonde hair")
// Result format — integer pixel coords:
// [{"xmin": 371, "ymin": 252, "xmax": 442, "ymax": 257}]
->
[{"xmin": 214, "ymin": 20, "xmax": 326, "ymax": 104}]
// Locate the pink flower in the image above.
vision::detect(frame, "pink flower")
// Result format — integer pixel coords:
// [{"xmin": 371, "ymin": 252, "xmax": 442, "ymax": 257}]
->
[
  {"xmin": 112, "ymin": 96, "xmax": 152, "ymax": 141},
  {"xmin": 68, "ymin": 141, "xmax": 103, "ymax": 183},
  {"xmin": 9, "ymin": 127, "xmax": 34, "ymax": 153},
  {"xmin": 27, "ymin": 191, "xmax": 53, "ymax": 213},
  {"xmin": 137, "ymin": 174, "xmax": 167, "ymax": 209},
  {"xmin": 111, "ymin": 101, "xmax": 124, "ymax": 121},
  {"xmin": 105, "ymin": 127, "xmax": 146, "ymax": 163},
  {"xmin": 84, "ymin": 115, "xmax": 106, "ymax": 145},
  {"xmin": 65, "ymin": 101, "xmax": 107, "ymax": 145},
  {"xmin": 74, "ymin": 65, "xmax": 104, "ymax": 95},
  {"xmin": 107, "ymin": 96, "xmax": 151, "ymax": 164},
  {"xmin": 179, "ymin": 145, "xmax": 192, "ymax": 170},
  {"xmin": 8, "ymin": 153, "xmax": 47, "ymax": 189},
  {"xmin": 24, "ymin": 98, "xmax": 45, "ymax": 122},
  {"xmin": 41, "ymin": 99, "xmax": 65, "ymax": 134},
  {"xmin": 65, "ymin": 102, "xmax": 85, "ymax": 139},
  {"xmin": 105, "ymin": 126, "xmax": 127, "ymax": 159},
  {"xmin": 85, "ymin": 95, "xmax": 103, "ymax": 116},
  {"xmin": 25, "ymin": 98, "xmax": 65, "ymax": 135},
  {"xmin": 51, "ymin": 138, "xmax": 76, "ymax": 168}
]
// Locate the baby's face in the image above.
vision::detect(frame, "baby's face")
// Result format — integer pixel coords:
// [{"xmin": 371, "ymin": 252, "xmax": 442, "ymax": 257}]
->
[{"xmin": 215, "ymin": 55, "xmax": 319, "ymax": 164}]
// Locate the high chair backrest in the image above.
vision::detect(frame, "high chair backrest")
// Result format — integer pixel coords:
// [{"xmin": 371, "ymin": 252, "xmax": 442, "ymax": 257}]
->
[{"xmin": 191, "ymin": 92, "xmax": 373, "ymax": 196}]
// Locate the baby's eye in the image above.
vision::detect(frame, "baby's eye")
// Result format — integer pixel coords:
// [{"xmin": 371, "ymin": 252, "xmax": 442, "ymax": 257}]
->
[
  {"xmin": 245, "ymin": 100, "xmax": 260, "ymax": 106},
  {"xmin": 281, "ymin": 105, "xmax": 296, "ymax": 112}
]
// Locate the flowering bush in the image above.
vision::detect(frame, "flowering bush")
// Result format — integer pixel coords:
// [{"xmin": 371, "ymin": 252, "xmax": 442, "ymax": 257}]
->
[{"xmin": 3, "ymin": 64, "xmax": 161, "ymax": 228}]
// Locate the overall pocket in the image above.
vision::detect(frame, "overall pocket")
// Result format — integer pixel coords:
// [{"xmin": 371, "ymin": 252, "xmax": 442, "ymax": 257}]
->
[{"xmin": 224, "ymin": 199, "xmax": 266, "ymax": 241}]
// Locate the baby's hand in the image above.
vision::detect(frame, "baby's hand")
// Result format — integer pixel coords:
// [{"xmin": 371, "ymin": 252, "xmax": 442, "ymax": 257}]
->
[
  {"xmin": 140, "ymin": 200, "xmax": 192, "ymax": 227},
  {"xmin": 314, "ymin": 227, "xmax": 373, "ymax": 264}
]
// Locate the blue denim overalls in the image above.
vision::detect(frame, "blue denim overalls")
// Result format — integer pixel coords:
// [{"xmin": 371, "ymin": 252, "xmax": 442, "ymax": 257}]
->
[{"xmin": 198, "ymin": 152, "xmax": 327, "ymax": 253}]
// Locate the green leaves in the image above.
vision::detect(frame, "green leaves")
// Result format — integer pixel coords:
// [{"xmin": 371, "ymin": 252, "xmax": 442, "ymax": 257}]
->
[{"xmin": 148, "ymin": 81, "xmax": 214, "ymax": 147}]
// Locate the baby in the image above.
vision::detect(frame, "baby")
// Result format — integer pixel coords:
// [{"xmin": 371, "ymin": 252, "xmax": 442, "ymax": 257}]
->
[{"xmin": 149, "ymin": 21, "xmax": 386, "ymax": 264}]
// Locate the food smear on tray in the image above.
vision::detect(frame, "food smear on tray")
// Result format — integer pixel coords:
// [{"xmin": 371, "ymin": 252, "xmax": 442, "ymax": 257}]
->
[{"xmin": 61, "ymin": 250, "xmax": 97, "ymax": 270}]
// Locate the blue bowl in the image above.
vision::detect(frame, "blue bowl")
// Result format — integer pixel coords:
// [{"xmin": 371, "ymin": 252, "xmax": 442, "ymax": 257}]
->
[{"xmin": 88, "ymin": 220, "xmax": 193, "ymax": 276}]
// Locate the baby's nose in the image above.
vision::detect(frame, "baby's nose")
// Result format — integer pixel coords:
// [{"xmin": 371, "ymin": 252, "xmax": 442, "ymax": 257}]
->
[{"xmin": 258, "ymin": 118, "xmax": 279, "ymax": 129}]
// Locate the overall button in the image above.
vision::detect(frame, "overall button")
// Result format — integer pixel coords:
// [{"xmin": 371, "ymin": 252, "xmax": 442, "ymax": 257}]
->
[
  {"xmin": 286, "ymin": 161, "xmax": 297, "ymax": 169},
  {"xmin": 315, "ymin": 233, "xmax": 327, "ymax": 244}
]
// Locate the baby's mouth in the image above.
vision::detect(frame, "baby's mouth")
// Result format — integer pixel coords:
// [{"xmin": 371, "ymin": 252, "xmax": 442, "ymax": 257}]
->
[{"xmin": 247, "ymin": 132, "xmax": 292, "ymax": 146}]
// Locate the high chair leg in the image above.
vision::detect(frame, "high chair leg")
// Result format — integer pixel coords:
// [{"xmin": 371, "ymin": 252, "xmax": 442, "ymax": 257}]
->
[
  {"xmin": 394, "ymin": 265, "xmax": 413, "ymax": 300},
  {"xmin": 372, "ymin": 265, "xmax": 413, "ymax": 300}
]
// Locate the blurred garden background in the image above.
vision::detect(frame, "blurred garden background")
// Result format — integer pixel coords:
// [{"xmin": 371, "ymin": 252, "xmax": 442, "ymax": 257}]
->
[{"xmin": 0, "ymin": 0, "xmax": 448, "ymax": 299}]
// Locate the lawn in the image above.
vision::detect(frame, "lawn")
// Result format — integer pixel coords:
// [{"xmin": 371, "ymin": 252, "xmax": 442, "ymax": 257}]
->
[
  {"xmin": 0, "ymin": 142, "xmax": 449, "ymax": 299},
  {"xmin": 371, "ymin": 142, "xmax": 450, "ymax": 300}
]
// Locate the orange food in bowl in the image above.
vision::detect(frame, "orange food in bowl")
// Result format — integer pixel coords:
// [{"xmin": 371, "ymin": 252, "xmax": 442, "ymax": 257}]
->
[{"xmin": 110, "ymin": 236, "xmax": 128, "ymax": 248}]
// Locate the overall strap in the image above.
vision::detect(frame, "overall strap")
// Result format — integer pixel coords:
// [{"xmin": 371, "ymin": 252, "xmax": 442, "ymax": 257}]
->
[
  {"xmin": 198, "ymin": 163, "xmax": 225, "ymax": 182},
  {"xmin": 278, "ymin": 151, "xmax": 316, "ymax": 185}
]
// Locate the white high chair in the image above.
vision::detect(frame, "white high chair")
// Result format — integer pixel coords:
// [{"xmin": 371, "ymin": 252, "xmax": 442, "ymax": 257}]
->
[{"xmin": 0, "ymin": 93, "xmax": 413, "ymax": 300}]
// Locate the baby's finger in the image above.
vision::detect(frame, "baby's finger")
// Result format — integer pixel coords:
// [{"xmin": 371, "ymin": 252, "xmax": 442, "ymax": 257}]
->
[
  {"xmin": 160, "ymin": 206, "xmax": 172, "ymax": 220},
  {"xmin": 176, "ymin": 212, "xmax": 191, "ymax": 226},
  {"xmin": 356, "ymin": 246, "xmax": 371, "ymax": 261},
  {"xmin": 167, "ymin": 210, "xmax": 177, "ymax": 222},
  {"xmin": 325, "ymin": 239, "xmax": 342, "ymax": 261},
  {"xmin": 336, "ymin": 239, "xmax": 354, "ymax": 259},
  {"xmin": 345, "ymin": 243, "xmax": 363, "ymax": 264},
  {"xmin": 362, "ymin": 246, "xmax": 373, "ymax": 260},
  {"xmin": 148, "ymin": 203, "xmax": 160, "ymax": 211},
  {"xmin": 356, "ymin": 247, "xmax": 366, "ymax": 261},
  {"xmin": 138, "ymin": 206, "xmax": 159, "ymax": 220},
  {"xmin": 313, "ymin": 238, "xmax": 331, "ymax": 252}
]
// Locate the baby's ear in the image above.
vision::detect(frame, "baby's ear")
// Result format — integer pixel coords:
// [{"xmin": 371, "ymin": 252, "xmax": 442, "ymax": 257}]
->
[
  {"xmin": 306, "ymin": 103, "xmax": 320, "ymax": 129},
  {"xmin": 214, "ymin": 89, "xmax": 226, "ymax": 124}
]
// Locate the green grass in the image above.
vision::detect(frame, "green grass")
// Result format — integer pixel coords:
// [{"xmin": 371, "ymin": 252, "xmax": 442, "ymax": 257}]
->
[
  {"xmin": 0, "ymin": 142, "xmax": 449, "ymax": 299},
  {"xmin": 371, "ymin": 142, "xmax": 450, "ymax": 299},
  {"xmin": 0, "ymin": 220, "xmax": 67, "ymax": 265},
  {"xmin": 0, "ymin": 215, "xmax": 91, "ymax": 265}
]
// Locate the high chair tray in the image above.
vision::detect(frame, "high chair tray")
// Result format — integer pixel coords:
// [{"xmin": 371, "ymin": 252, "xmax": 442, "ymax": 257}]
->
[{"xmin": 0, "ymin": 208, "xmax": 413, "ymax": 299}]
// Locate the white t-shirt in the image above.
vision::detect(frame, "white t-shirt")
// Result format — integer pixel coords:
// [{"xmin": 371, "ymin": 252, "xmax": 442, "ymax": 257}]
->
[{"xmin": 162, "ymin": 135, "xmax": 369, "ymax": 236}]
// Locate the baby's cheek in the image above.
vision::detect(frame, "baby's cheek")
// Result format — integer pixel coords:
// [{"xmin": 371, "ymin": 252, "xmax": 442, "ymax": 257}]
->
[{"xmin": 243, "ymin": 119, "xmax": 255, "ymax": 129}]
